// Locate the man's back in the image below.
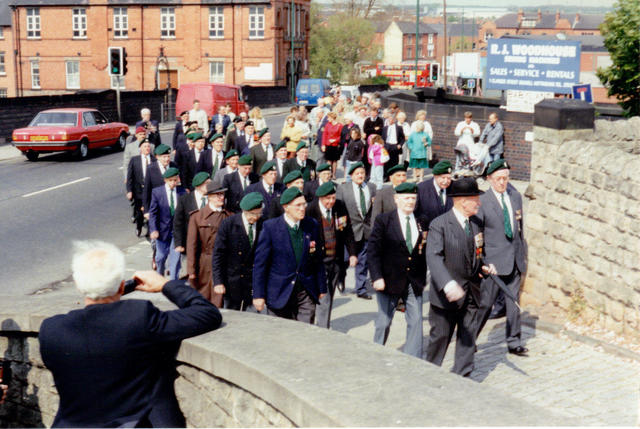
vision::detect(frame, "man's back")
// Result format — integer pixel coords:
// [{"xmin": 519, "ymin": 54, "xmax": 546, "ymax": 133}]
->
[{"xmin": 40, "ymin": 280, "xmax": 222, "ymax": 428}]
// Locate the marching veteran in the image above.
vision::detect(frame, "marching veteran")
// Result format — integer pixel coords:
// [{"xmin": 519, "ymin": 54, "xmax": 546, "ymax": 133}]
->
[{"xmin": 253, "ymin": 187, "xmax": 328, "ymax": 323}]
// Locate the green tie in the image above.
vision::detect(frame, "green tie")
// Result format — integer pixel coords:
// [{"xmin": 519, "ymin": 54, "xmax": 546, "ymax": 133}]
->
[
  {"xmin": 269, "ymin": 185, "xmax": 273, "ymax": 196},
  {"xmin": 405, "ymin": 215, "xmax": 412, "ymax": 252},
  {"xmin": 502, "ymin": 193, "xmax": 513, "ymax": 239},
  {"xmin": 439, "ymin": 189, "xmax": 445, "ymax": 206},
  {"xmin": 326, "ymin": 209, "xmax": 331, "ymax": 223},
  {"xmin": 248, "ymin": 223, "xmax": 254, "ymax": 246},
  {"xmin": 211, "ymin": 155, "xmax": 218, "ymax": 176},
  {"xmin": 359, "ymin": 185, "xmax": 367, "ymax": 216},
  {"xmin": 170, "ymin": 190, "xmax": 175, "ymax": 216},
  {"xmin": 464, "ymin": 219, "xmax": 471, "ymax": 236},
  {"xmin": 200, "ymin": 196, "xmax": 207, "ymax": 209}
]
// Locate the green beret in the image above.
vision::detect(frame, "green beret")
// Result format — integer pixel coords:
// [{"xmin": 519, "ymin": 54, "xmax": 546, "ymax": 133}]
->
[
  {"xmin": 280, "ymin": 187, "xmax": 304, "ymax": 205},
  {"xmin": 432, "ymin": 160, "xmax": 453, "ymax": 176},
  {"xmin": 283, "ymin": 170, "xmax": 303, "ymax": 185},
  {"xmin": 154, "ymin": 144, "xmax": 171, "ymax": 155},
  {"xmin": 162, "ymin": 167, "xmax": 180, "ymax": 178},
  {"xmin": 209, "ymin": 133, "xmax": 224, "ymax": 142},
  {"xmin": 386, "ymin": 164, "xmax": 407, "ymax": 177},
  {"xmin": 187, "ymin": 132, "xmax": 203, "ymax": 141},
  {"xmin": 275, "ymin": 141, "xmax": 287, "ymax": 152},
  {"xmin": 238, "ymin": 154, "xmax": 252, "ymax": 166},
  {"xmin": 316, "ymin": 181, "xmax": 336, "ymax": 197},
  {"xmin": 224, "ymin": 149, "xmax": 239, "ymax": 160},
  {"xmin": 316, "ymin": 163, "xmax": 331, "ymax": 173},
  {"xmin": 394, "ymin": 182, "xmax": 417, "ymax": 194},
  {"xmin": 260, "ymin": 160, "xmax": 277, "ymax": 175},
  {"xmin": 296, "ymin": 141, "xmax": 308, "ymax": 152},
  {"xmin": 486, "ymin": 159, "xmax": 510, "ymax": 175},
  {"xmin": 348, "ymin": 161, "xmax": 365, "ymax": 175},
  {"xmin": 192, "ymin": 172, "xmax": 210, "ymax": 188},
  {"xmin": 240, "ymin": 192, "xmax": 264, "ymax": 211},
  {"xmin": 257, "ymin": 128, "xmax": 269, "ymax": 138}
]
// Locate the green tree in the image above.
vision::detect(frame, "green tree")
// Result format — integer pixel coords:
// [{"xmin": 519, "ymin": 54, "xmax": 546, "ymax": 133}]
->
[
  {"xmin": 596, "ymin": 0, "xmax": 640, "ymax": 117},
  {"xmin": 309, "ymin": 7, "xmax": 376, "ymax": 84}
]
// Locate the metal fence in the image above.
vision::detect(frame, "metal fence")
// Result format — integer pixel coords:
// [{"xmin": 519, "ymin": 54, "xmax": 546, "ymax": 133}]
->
[{"xmin": 160, "ymin": 102, "xmax": 176, "ymax": 123}]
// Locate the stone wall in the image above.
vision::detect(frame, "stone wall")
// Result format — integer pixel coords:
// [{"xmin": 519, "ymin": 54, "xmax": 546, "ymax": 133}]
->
[{"xmin": 522, "ymin": 117, "xmax": 640, "ymax": 337}]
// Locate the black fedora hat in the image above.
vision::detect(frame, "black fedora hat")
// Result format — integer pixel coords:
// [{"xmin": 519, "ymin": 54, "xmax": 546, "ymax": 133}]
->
[{"xmin": 447, "ymin": 177, "xmax": 483, "ymax": 197}]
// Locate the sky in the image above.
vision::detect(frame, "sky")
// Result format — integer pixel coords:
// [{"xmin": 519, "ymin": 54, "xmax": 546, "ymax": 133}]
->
[{"xmin": 389, "ymin": 0, "xmax": 616, "ymax": 8}]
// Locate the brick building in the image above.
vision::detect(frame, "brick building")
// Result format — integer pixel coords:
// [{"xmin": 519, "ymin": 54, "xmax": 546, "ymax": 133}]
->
[
  {"xmin": 5, "ymin": 0, "xmax": 310, "ymax": 97},
  {"xmin": 0, "ymin": 0, "xmax": 15, "ymax": 97}
]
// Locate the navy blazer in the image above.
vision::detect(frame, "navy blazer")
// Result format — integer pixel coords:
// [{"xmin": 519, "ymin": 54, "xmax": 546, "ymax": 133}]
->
[
  {"xmin": 143, "ymin": 161, "xmax": 177, "ymax": 210},
  {"xmin": 39, "ymin": 280, "xmax": 222, "ymax": 428},
  {"xmin": 244, "ymin": 181, "xmax": 284, "ymax": 216},
  {"xmin": 210, "ymin": 114, "xmax": 231, "ymax": 135},
  {"xmin": 222, "ymin": 171, "xmax": 258, "ymax": 213},
  {"xmin": 197, "ymin": 148, "xmax": 226, "ymax": 177},
  {"xmin": 126, "ymin": 154, "xmax": 155, "ymax": 200},
  {"xmin": 172, "ymin": 121, "xmax": 186, "ymax": 150},
  {"xmin": 415, "ymin": 177, "xmax": 453, "ymax": 230},
  {"xmin": 235, "ymin": 133, "xmax": 254, "ymax": 156},
  {"xmin": 148, "ymin": 186, "xmax": 186, "ymax": 242},
  {"xmin": 253, "ymin": 216, "xmax": 328, "ymax": 310}
]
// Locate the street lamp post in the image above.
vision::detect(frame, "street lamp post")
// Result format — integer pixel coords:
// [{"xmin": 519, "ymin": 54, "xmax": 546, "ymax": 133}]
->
[
  {"xmin": 414, "ymin": 0, "xmax": 419, "ymax": 88},
  {"xmin": 290, "ymin": 0, "xmax": 295, "ymax": 104},
  {"xmin": 443, "ymin": 0, "xmax": 447, "ymax": 91}
]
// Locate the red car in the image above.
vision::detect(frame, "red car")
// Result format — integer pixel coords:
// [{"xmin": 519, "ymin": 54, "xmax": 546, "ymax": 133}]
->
[{"xmin": 12, "ymin": 108, "xmax": 130, "ymax": 161}]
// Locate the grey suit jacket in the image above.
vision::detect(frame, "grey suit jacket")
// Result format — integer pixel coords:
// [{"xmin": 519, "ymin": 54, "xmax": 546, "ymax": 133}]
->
[
  {"xmin": 212, "ymin": 166, "xmax": 236, "ymax": 188},
  {"xmin": 427, "ymin": 210, "xmax": 483, "ymax": 310},
  {"xmin": 476, "ymin": 185, "xmax": 527, "ymax": 275},
  {"xmin": 371, "ymin": 185, "xmax": 396, "ymax": 224},
  {"xmin": 336, "ymin": 181, "xmax": 377, "ymax": 242}
]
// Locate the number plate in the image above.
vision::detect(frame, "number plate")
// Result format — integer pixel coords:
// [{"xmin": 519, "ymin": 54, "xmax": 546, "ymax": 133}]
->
[{"xmin": 30, "ymin": 136, "xmax": 49, "ymax": 141}]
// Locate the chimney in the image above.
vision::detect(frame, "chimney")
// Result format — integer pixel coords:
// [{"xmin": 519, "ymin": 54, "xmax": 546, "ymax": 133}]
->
[
  {"xmin": 517, "ymin": 9, "xmax": 524, "ymax": 23},
  {"xmin": 537, "ymin": 9, "xmax": 542, "ymax": 21}
]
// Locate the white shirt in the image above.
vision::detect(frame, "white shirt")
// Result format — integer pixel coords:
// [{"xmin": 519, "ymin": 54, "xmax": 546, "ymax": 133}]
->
[
  {"xmin": 386, "ymin": 124, "xmax": 397, "ymax": 144},
  {"xmin": 433, "ymin": 180, "xmax": 446, "ymax": 205},
  {"xmin": 241, "ymin": 212, "xmax": 254, "ymax": 237},
  {"xmin": 454, "ymin": 120, "xmax": 481, "ymax": 138},
  {"xmin": 397, "ymin": 210, "xmax": 418, "ymax": 250},
  {"xmin": 284, "ymin": 213, "xmax": 300, "ymax": 230},
  {"xmin": 195, "ymin": 149, "xmax": 202, "ymax": 163},
  {"xmin": 165, "ymin": 184, "xmax": 176, "ymax": 209},
  {"xmin": 239, "ymin": 173, "xmax": 250, "ymax": 190},
  {"xmin": 491, "ymin": 187, "xmax": 514, "ymax": 232},
  {"xmin": 211, "ymin": 150, "xmax": 223, "ymax": 170},
  {"xmin": 194, "ymin": 190, "xmax": 207, "ymax": 208},
  {"xmin": 276, "ymin": 158, "xmax": 286, "ymax": 177},
  {"xmin": 158, "ymin": 162, "xmax": 167, "ymax": 176},
  {"xmin": 319, "ymin": 200, "xmax": 332, "ymax": 221},
  {"xmin": 189, "ymin": 108, "xmax": 209, "ymax": 134},
  {"xmin": 263, "ymin": 144, "xmax": 274, "ymax": 161},
  {"xmin": 141, "ymin": 154, "xmax": 151, "ymax": 179},
  {"xmin": 262, "ymin": 180, "xmax": 274, "ymax": 194},
  {"xmin": 351, "ymin": 181, "xmax": 371, "ymax": 217}
]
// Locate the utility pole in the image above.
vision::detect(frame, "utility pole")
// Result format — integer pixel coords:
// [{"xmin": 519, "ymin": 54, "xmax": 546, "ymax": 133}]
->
[
  {"xmin": 415, "ymin": 0, "xmax": 419, "ymax": 88},
  {"xmin": 443, "ymin": 0, "xmax": 447, "ymax": 91},
  {"xmin": 290, "ymin": 0, "xmax": 295, "ymax": 104}
]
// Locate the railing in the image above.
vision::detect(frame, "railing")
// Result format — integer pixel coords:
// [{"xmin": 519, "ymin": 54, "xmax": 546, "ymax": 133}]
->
[{"xmin": 160, "ymin": 101, "xmax": 176, "ymax": 123}]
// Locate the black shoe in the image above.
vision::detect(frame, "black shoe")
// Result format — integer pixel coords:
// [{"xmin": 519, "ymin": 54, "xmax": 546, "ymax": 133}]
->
[
  {"xmin": 136, "ymin": 227, "xmax": 142, "ymax": 237},
  {"xmin": 488, "ymin": 308, "xmax": 506, "ymax": 319},
  {"xmin": 337, "ymin": 282, "xmax": 345, "ymax": 293},
  {"xmin": 508, "ymin": 346, "xmax": 529, "ymax": 356},
  {"xmin": 357, "ymin": 293, "xmax": 372, "ymax": 300}
]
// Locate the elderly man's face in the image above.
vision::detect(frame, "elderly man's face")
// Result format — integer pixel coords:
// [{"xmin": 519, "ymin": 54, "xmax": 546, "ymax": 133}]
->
[
  {"xmin": 458, "ymin": 195, "xmax": 481, "ymax": 217},
  {"xmin": 276, "ymin": 147, "xmax": 288, "ymax": 159},
  {"xmin": 261, "ymin": 132, "xmax": 271, "ymax": 145},
  {"xmin": 488, "ymin": 169, "xmax": 509, "ymax": 194},
  {"xmin": 320, "ymin": 194, "xmax": 336, "ymax": 210},
  {"xmin": 239, "ymin": 165, "xmax": 252, "ymax": 176},
  {"xmin": 244, "ymin": 207, "xmax": 262, "ymax": 224},
  {"xmin": 158, "ymin": 154, "xmax": 171, "ymax": 167},
  {"xmin": 141, "ymin": 112, "xmax": 151, "ymax": 121},
  {"xmin": 288, "ymin": 178, "xmax": 304, "ymax": 191},
  {"xmin": 212, "ymin": 138, "xmax": 223, "ymax": 152},
  {"xmin": 395, "ymin": 193, "xmax": 417, "ymax": 214},
  {"xmin": 318, "ymin": 170, "xmax": 332, "ymax": 183},
  {"xmin": 351, "ymin": 168, "xmax": 366, "ymax": 185},
  {"xmin": 165, "ymin": 176, "xmax": 180, "ymax": 189},
  {"xmin": 240, "ymin": 112, "xmax": 248, "ymax": 121},
  {"xmin": 139, "ymin": 142, "xmax": 151, "ymax": 155},
  {"xmin": 390, "ymin": 171, "xmax": 407, "ymax": 187},
  {"xmin": 245, "ymin": 125, "xmax": 254, "ymax": 134},
  {"xmin": 195, "ymin": 139, "xmax": 205, "ymax": 151},
  {"xmin": 218, "ymin": 106, "xmax": 226, "ymax": 114},
  {"xmin": 263, "ymin": 170, "xmax": 277, "ymax": 186},
  {"xmin": 297, "ymin": 148, "xmax": 309, "ymax": 161},
  {"xmin": 489, "ymin": 114, "xmax": 498, "ymax": 125},
  {"xmin": 196, "ymin": 179, "xmax": 212, "ymax": 194},
  {"xmin": 209, "ymin": 192, "xmax": 225, "ymax": 208},
  {"xmin": 435, "ymin": 173, "xmax": 452, "ymax": 189},
  {"xmin": 227, "ymin": 156, "xmax": 239, "ymax": 169},
  {"xmin": 284, "ymin": 196, "xmax": 307, "ymax": 222}
]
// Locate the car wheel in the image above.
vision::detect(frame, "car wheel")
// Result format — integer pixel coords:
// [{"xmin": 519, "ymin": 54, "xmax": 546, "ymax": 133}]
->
[
  {"xmin": 76, "ymin": 140, "xmax": 89, "ymax": 160},
  {"xmin": 114, "ymin": 133, "xmax": 127, "ymax": 152},
  {"xmin": 25, "ymin": 151, "xmax": 39, "ymax": 161}
]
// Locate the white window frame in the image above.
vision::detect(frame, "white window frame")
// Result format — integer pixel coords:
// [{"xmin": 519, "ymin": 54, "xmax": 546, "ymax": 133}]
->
[
  {"xmin": 0, "ymin": 27, "xmax": 4, "ymax": 39},
  {"xmin": 427, "ymin": 46, "xmax": 434, "ymax": 57},
  {"xmin": 113, "ymin": 7, "xmax": 128, "ymax": 38},
  {"xmin": 209, "ymin": 60, "xmax": 224, "ymax": 83},
  {"xmin": 73, "ymin": 8, "xmax": 87, "ymax": 38},
  {"xmin": 31, "ymin": 60, "xmax": 40, "ymax": 89},
  {"xmin": 0, "ymin": 51, "xmax": 5, "ymax": 75},
  {"xmin": 27, "ymin": 8, "xmax": 41, "ymax": 39},
  {"xmin": 110, "ymin": 75, "xmax": 126, "ymax": 89},
  {"xmin": 66, "ymin": 60, "xmax": 80, "ymax": 89},
  {"xmin": 208, "ymin": 6, "xmax": 224, "ymax": 39},
  {"xmin": 249, "ymin": 6, "xmax": 264, "ymax": 39},
  {"xmin": 428, "ymin": 34, "xmax": 434, "ymax": 44},
  {"xmin": 160, "ymin": 7, "xmax": 176, "ymax": 38}
]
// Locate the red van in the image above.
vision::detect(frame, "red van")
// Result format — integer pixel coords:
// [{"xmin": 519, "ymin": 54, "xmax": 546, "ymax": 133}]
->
[{"xmin": 175, "ymin": 83, "xmax": 250, "ymax": 120}]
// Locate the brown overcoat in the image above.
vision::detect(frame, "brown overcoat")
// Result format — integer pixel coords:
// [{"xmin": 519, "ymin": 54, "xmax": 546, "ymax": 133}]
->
[{"xmin": 186, "ymin": 205, "xmax": 231, "ymax": 306}]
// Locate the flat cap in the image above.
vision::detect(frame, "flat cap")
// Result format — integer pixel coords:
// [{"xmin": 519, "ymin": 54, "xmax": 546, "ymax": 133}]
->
[
  {"xmin": 432, "ymin": 160, "xmax": 452, "ymax": 176},
  {"xmin": 240, "ymin": 192, "xmax": 264, "ymax": 211},
  {"xmin": 486, "ymin": 159, "xmax": 510, "ymax": 175},
  {"xmin": 316, "ymin": 181, "xmax": 336, "ymax": 197},
  {"xmin": 154, "ymin": 144, "xmax": 171, "ymax": 155},
  {"xmin": 348, "ymin": 161, "xmax": 365, "ymax": 175},
  {"xmin": 205, "ymin": 181, "xmax": 227, "ymax": 195},
  {"xmin": 192, "ymin": 172, "xmax": 210, "ymax": 188},
  {"xmin": 238, "ymin": 154, "xmax": 252, "ymax": 166},
  {"xmin": 283, "ymin": 170, "xmax": 303, "ymax": 185},
  {"xmin": 260, "ymin": 160, "xmax": 277, "ymax": 175},
  {"xmin": 162, "ymin": 167, "xmax": 180, "ymax": 178},
  {"xmin": 280, "ymin": 187, "xmax": 304, "ymax": 205}
]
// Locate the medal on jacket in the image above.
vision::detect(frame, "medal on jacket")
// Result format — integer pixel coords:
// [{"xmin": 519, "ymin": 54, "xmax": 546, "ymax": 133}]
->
[
  {"xmin": 474, "ymin": 232, "xmax": 484, "ymax": 257},
  {"xmin": 336, "ymin": 216, "xmax": 347, "ymax": 231},
  {"xmin": 418, "ymin": 226, "xmax": 426, "ymax": 254}
]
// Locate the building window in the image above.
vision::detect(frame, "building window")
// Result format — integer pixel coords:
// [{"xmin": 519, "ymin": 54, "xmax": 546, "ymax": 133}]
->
[
  {"xmin": 208, "ymin": 7, "xmax": 224, "ymax": 38},
  {"xmin": 209, "ymin": 61, "xmax": 224, "ymax": 83},
  {"xmin": 113, "ymin": 7, "xmax": 128, "ymax": 38},
  {"xmin": 66, "ymin": 60, "xmax": 80, "ymax": 89},
  {"xmin": 0, "ymin": 88, "xmax": 6, "ymax": 98},
  {"xmin": 427, "ymin": 46, "xmax": 434, "ymax": 57},
  {"xmin": 110, "ymin": 75, "xmax": 125, "ymax": 89},
  {"xmin": 0, "ymin": 27, "xmax": 4, "ymax": 39},
  {"xmin": 484, "ymin": 32, "xmax": 493, "ymax": 41},
  {"xmin": 0, "ymin": 51, "xmax": 5, "ymax": 74},
  {"xmin": 31, "ymin": 60, "xmax": 40, "ymax": 89},
  {"xmin": 73, "ymin": 8, "xmax": 87, "ymax": 38},
  {"xmin": 405, "ymin": 46, "xmax": 412, "ymax": 59},
  {"xmin": 249, "ymin": 6, "xmax": 264, "ymax": 39},
  {"xmin": 27, "ymin": 8, "xmax": 41, "ymax": 38},
  {"xmin": 285, "ymin": 7, "xmax": 289, "ymax": 37},
  {"xmin": 428, "ymin": 34, "xmax": 434, "ymax": 44},
  {"xmin": 161, "ymin": 7, "xmax": 175, "ymax": 38}
]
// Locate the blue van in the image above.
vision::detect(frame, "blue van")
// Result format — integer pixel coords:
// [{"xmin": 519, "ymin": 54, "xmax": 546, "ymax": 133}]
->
[{"xmin": 295, "ymin": 79, "xmax": 331, "ymax": 107}]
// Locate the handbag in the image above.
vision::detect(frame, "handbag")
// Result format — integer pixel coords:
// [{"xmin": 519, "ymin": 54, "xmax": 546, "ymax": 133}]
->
[{"xmin": 380, "ymin": 148, "xmax": 390, "ymax": 164}]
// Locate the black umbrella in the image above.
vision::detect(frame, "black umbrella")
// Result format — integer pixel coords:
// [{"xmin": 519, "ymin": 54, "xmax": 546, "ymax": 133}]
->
[{"xmin": 489, "ymin": 274, "xmax": 521, "ymax": 311}]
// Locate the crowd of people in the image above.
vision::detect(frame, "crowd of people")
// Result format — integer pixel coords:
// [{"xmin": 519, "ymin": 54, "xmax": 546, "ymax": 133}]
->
[{"xmin": 122, "ymin": 93, "xmax": 525, "ymax": 379}]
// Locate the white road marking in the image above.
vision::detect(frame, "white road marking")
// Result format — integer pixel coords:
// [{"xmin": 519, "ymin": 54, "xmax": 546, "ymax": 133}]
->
[
  {"xmin": 22, "ymin": 177, "xmax": 91, "ymax": 198},
  {"xmin": 118, "ymin": 166, "xmax": 123, "ymax": 170}
]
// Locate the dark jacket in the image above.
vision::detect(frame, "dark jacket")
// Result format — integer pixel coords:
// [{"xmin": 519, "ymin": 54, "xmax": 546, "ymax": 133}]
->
[
  {"xmin": 244, "ymin": 181, "xmax": 285, "ymax": 217},
  {"xmin": 303, "ymin": 179, "xmax": 322, "ymax": 203},
  {"xmin": 197, "ymin": 148, "xmax": 226, "ymax": 177},
  {"xmin": 222, "ymin": 170, "xmax": 258, "ymax": 213},
  {"xmin": 172, "ymin": 121, "xmax": 187, "ymax": 150},
  {"xmin": 126, "ymin": 154, "xmax": 155, "ymax": 200},
  {"xmin": 143, "ymin": 161, "xmax": 177, "ymax": 210},
  {"xmin": 39, "ymin": 280, "xmax": 222, "ymax": 428},
  {"xmin": 148, "ymin": 186, "xmax": 186, "ymax": 242},
  {"xmin": 282, "ymin": 157, "xmax": 317, "ymax": 182},
  {"xmin": 212, "ymin": 213, "xmax": 263, "ymax": 303},
  {"xmin": 210, "ymin": 114, "xmax": 231, "ymax": 135},
  {"xmin": 305, "ymin": 199, "xmax": 357, "ymax": 263},
  {"xmin": 363, "ymin": 116, "xmax": 384, "ymax": 138},
  {"xmin": 346, "ymin": 138, "xmax": 366, "ymax": 162},
  {"xmin": 250, "ymin": 143, "xmax": 275, "ymax": 176},
  {"xmin": 173, "ymin": 191, "xmax": 200, "ymax": 250},
  {"xmin": 415, "ymin": 177, "xmax": 453, "ymax": 230},
  {"xmin": 368, "ymin": 211, "xmax": 427, "ymax": 297}
]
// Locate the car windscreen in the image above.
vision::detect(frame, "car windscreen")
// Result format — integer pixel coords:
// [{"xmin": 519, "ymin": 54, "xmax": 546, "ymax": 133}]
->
[
  {"xmin": 29, "ymin": 112, "xmax": 77, "ymax": 127},
  {"xmin": 310, "ymin": 84, "xmax": 321, "ymax": 93},
  {"xmin": 298, "ymin": 84, "xmax": 309, "ymax": 94}
]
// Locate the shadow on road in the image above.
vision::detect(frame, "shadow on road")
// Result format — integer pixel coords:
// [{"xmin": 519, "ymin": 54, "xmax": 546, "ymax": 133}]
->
[{"xmin": 331, "ymin": 311, "xmax": 377, "ymax": 334}]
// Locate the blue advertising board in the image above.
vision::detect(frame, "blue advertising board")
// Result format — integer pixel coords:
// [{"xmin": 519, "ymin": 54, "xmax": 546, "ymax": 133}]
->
[{"xmin": 485, "ymin": 39, "xmax": 581, "ymax": 94}]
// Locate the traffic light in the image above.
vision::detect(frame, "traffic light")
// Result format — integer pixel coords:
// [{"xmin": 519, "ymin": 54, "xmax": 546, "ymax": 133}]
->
[
  {"xmin": 121, "ymin": 47, "xmax": 128, "ymax": 76},
  {"xmin": 430, "ymin": 64, "xmax": 439, "ymax": 82},
  {"xmin": 108, "ymin": 47, "xmax": 123, "ymax": 77}
]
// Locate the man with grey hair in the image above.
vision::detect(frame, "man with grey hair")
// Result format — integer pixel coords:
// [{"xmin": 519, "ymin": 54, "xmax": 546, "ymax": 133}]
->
[
  {"xmin": 39, "ymin": 241, "xmax": 222, "ymax": 428},
  {"xmin": 136, "ymin": 107, "xmax": 161, "ymax": 146}
]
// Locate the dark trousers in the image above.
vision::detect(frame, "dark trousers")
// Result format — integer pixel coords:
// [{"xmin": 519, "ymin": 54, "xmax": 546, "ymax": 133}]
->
[
  {"xmin": 316, "ymin": 259, "xmax": 341, "ymax": 329},
  {"xmin": 426, "ymin": 292, "xmax": 479, "ymax": 377},
  {"xmin": 267, "ymin": 282, "xmax": 316, "ymax": 324},
  {"xmin": 133, "ymin": 197, "xmax": 145, "ymax": 231},
  {"xmin": 476, "ymin": 267, "xmax": 523, "ymax": 348},
  {"xmin": 224, "ymin": 296, "xmax": 254, "ymax": 312},
  {"xmin": 383, "ymin": 143, "xmax": 402, "ymax": 175}
]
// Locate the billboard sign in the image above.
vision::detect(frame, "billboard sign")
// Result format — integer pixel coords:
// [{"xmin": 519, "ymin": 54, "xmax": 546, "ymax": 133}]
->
[{"xmin": 485, "ymin": 38, "xmax": 581, "ymax": 94}]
